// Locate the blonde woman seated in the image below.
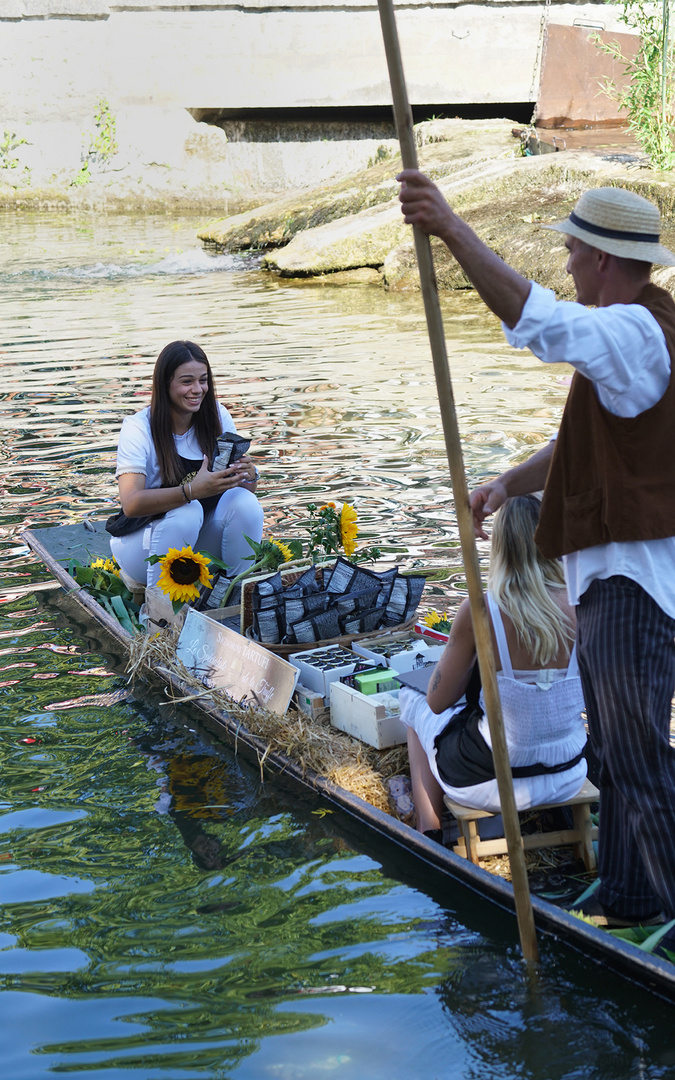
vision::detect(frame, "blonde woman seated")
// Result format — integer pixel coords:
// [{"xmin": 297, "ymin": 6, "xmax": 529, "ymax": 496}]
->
[{"xmin": 400, "ymin": 494, "xmax": 587, "ymax": 840}]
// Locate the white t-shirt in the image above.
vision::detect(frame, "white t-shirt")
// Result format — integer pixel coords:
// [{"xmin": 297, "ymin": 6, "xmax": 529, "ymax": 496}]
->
[
  {"xmin": 503, "ymin": 281, "xmax": 675, "ymax": 619},
  {"xmin": 115, "ymin": 403, "xmax": 237, "ymax": 488}
]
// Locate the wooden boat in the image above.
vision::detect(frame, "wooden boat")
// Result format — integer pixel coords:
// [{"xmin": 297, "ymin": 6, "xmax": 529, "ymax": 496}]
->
[{"xmin": 23, "ymin": 518, "xmax": 675, "ymax": 1003}]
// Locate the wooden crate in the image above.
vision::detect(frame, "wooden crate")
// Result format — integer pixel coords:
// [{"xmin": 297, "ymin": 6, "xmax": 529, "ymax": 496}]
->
[{"xmin": 329, "ymin": 680, "xmax": 407, "ymax": 749}]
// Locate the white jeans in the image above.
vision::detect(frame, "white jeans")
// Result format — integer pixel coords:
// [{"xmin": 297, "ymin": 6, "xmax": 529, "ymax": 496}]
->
[{"xmin": 110, "ymin": 487, "xmax": 264, "ymax": 587}]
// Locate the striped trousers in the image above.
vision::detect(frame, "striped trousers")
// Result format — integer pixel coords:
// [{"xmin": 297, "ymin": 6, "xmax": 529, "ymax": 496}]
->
[{"xmin": 577, "ymin": 576, "xmax": 675, "ymax": 919}]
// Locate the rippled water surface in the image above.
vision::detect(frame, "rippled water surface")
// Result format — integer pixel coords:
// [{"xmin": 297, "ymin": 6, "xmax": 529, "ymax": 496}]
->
[{"xmin": 1, "ymin": 212, "xmax": 674, "ymax": 1079}]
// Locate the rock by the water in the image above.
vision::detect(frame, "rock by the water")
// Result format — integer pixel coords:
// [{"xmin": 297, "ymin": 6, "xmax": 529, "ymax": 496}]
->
[
  {"xmin": 198, "ymin": 118, "xmax": 675, "ymax": 292},
  {"xmin": 197, "ymin": 119, "xmax": 519, "ymax": 253},
  {"xmin": 262, "ymin": 199, "xmax": 406, "ymax": 276}
]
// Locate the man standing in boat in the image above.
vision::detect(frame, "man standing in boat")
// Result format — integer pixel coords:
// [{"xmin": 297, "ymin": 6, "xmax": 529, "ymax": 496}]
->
[{"xmin": 398, "ymin": 170, "xmax": 675, "ymax": 940}]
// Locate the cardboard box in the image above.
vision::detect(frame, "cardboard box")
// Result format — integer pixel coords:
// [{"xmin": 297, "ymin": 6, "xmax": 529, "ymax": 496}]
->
[
  {"xmin": 293, "ymin": 682, "xmax": 327, "ymax": 720},
  {"xmin": 144, "ymin": 585, "xmax": 187, "ymax": 633},
  {"xmin": 352, "ymin": 667, "xmax": 400, "ymax": 695},
  {"xmin": 352, "ymin": 631, "xmax": 445, "ymax": 674},
  {"xmin": 144, "ymin": 588, "xmax": 240, "ymax": 635},
  {"xmin": 289, "ymin": 644, "xmax": 358, "ymax": 699},
  {"xmin": 329, "ymin": 681, "xmax": 407, "ymax": 749}
]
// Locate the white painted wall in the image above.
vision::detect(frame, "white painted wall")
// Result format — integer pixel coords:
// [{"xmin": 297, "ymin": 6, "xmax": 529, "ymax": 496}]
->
[{"xmin": 0, "ymin": 0, "xmax": 630, "ymax": 191}]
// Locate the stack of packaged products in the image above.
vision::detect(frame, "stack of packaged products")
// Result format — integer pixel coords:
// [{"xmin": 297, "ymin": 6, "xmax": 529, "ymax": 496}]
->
[{"xmin": 247, "ymin": 557, "xmax": 426, "ymax": 645}]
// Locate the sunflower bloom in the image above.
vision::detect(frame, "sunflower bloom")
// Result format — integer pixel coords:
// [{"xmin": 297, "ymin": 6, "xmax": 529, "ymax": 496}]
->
[
  {"xmin": 270, "ymin": 536, "xmax": 293, "ymax": 563},
  {"xmin": 423, "ymin": 609, "xmax": 452, "ymax": 632},
  {"xmin": 91, "ymin": 557, "xmax": 121, "ymax": 577},
  {"xmin": 156, "ymin": 546, "xmax": 212, "ymax": 604},
  {"xmin": 339, "ymin": 503, "xmax": 358, "ymax": 557},
  {"xmin": 318, "ymin": 502, "xmax": 336, "ymax": 511}
]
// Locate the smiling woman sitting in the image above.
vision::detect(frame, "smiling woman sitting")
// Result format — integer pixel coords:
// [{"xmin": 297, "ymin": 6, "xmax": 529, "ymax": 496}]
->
[{"xmin": 107, "ymin": 340, "xmax": 263, "ymax": 590}]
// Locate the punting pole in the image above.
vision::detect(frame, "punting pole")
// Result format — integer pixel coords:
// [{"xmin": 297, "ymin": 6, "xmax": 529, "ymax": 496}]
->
[{"xmin": 376, "ymin": 0, "xmax": 539, "ymax": 962}]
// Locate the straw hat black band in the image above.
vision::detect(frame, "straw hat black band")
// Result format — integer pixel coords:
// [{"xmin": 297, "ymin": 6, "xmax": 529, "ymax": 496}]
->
[
  {"xmin": 544, "ymin": 187, "xmax": 675, "ymax": 266},
  {"xmin": 569, "ymin": 211, "xmax": 660, "ymax": 244}
]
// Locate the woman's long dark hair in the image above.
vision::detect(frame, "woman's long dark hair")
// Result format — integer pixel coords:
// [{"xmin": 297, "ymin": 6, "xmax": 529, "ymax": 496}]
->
[{"xmin": 150, "ymin": 341, "xmax": 222, "ymax": 486}]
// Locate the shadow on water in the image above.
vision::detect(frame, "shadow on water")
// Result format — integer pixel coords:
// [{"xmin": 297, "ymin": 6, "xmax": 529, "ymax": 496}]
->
[{"xmin": 0, "ymin": 213, "xmax": 674, "ymax": 1078}]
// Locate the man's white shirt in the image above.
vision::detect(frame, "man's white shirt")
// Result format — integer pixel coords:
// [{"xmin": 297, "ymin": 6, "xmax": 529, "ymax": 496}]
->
[{"xmin": 503, "ymin": 281, "xmax": 675, "ymax": 617}]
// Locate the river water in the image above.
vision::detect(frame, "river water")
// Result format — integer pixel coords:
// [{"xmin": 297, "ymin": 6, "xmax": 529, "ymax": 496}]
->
[{"xmin": 1, "ymin": 211, "xmax": 673, "ymax": 1078}]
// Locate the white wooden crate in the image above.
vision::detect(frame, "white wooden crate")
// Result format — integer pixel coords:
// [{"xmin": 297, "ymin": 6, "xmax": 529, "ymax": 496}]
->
[{"xmin": 329, "ymin": 680, "xmax": 407, "ymax": 749}]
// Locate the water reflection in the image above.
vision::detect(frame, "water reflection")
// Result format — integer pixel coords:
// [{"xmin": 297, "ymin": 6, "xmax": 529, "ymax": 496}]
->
[{"xmin": 0, "ymin": 213, "xmax": 673, "ymax": 1077}]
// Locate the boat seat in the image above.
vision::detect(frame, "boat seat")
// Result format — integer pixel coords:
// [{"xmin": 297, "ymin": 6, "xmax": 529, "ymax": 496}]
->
[
  {"xmin": 118, "ymin": 568, "xmax": 146, "ymax": 605},
  {"xmin": 443, "ymin": 777, "xmax": 599, "ymax": 871}
]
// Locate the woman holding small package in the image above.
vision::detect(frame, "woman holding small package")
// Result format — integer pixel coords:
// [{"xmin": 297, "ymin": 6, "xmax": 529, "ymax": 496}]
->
[
  {"xmin": 107, "ymin": 340, "xmax": 263, "ymax": 589},
  {"xmin": 401, "ymin": 494, "xmax": 587, "ymax": 841}
]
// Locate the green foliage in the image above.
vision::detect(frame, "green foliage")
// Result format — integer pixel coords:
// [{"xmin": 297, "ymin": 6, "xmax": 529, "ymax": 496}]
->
[
  {"xmin": 0, "ymin": 129, "xmax": 26, "ymax": 169},
  {"xmin": 593, "ymin": 0, "xmax": 675, "ymax": 170},
  {"xmin": 90, "ymin": 98, "xmax": 118, "ymax": 163},
  {"xmin": 69, "ymin": 560, "xmax": 141, "ymax": 633},
  {"xmin": 72, "ymin": 98, "xmax": 118, "ymax": 185},
  {"xmin": 220, "ymin": 536, "xmax": 303, "ymax": 605},
  {"xmin": 366, "ymin": 144, "xmax": 393, "ymax": 169},
  {"xmin": 71, "ymin": 161, "xmax": 91, "ymax": 187}
]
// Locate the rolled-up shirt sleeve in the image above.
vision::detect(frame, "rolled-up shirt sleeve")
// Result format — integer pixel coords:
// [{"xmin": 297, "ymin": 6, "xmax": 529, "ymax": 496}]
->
[
  {"xmin": 115, "ymin": 415, "xmax": 150, "ymax": 477},
  {"xmin": 502, "ymin": 281, "xmax": 670, "ymax": 417}
]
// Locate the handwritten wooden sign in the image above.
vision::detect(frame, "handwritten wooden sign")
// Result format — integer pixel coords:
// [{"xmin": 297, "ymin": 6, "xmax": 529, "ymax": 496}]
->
[{"xmin": 175, "ymin": 608, "xmax": 298, "ymax": 716}]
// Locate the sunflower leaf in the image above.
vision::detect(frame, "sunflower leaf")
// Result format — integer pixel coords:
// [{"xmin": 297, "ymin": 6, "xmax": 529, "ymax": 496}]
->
[
  {"xmin": 110, "ymin": 594, "xmax": 137, "ymax": 635},
  {"xmin": 197, "ymin": 550, "xmax": 230, "ymax": 573}
]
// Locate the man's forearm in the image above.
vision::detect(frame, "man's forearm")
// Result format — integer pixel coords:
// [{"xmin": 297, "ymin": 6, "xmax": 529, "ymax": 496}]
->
[
  {"xmin": 437, "ymin": 214, "xmax": 532, "ymax": 329},
  {"xmin": 398, "ymin": 169, "xmax": 531, "ymax": 327},
  {"xmin": 499, "ymin": 441, "xmax": 555, "ymax": 496}
]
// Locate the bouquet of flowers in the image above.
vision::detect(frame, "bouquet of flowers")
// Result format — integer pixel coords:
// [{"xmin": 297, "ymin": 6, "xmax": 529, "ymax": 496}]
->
[
  {"xmin": 150, "ymin": 502, "xmax": 383, "ymax": 614},
  {"xmin": 69, "ymin": 556, "xmax": 141, "ymax": 634},
  {"xmin": 304, "ymin": 502, "xmax": 380, "ymax": 564}
]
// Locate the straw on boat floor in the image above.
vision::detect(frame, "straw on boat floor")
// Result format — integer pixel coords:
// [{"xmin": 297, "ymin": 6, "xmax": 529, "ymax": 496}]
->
[{"xmin": 127, "ymin": 627, "xmax": 408, "ymax": 815}]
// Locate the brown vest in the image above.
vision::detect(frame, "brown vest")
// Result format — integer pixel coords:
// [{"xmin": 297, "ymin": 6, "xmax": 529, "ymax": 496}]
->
[{"xmin": 535, "ymin": 283, "xmax": 675, "ymax": 559}]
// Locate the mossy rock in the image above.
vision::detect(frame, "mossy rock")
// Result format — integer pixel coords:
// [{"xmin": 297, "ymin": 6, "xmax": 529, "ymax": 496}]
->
[
  {"xmin": 197, "ymin": 118, "xmax": 520, "ymax": 252},
  {"xmin": 198, "ymin": 124, "xmax": 675, "ymax": 292}
]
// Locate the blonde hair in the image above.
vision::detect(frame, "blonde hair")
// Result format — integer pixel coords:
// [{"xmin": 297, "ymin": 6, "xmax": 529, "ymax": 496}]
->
[{"xmin": 487, "ymin": 494, "xmax": 574, "ymax": 666}]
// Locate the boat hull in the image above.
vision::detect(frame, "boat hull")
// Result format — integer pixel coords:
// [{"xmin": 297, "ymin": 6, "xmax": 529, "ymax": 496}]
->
[{"xmin": 23, "ymin": 520, "xmax": 675, "ymax": 1003}]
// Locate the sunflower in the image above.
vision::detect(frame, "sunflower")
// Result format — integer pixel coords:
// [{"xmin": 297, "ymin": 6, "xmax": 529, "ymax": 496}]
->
[
  {"xmin": 156, "ymin": 546, "xmax": 213, "ymax": 604},
  {"xmin": 269, "ymin": 536, "xmax": 294, "ymax": 563},
  {"xmin": 91, "ymin": 557, "xmax": 121, "ymax": 577},
  {"xmin": 423, "ymin": 609, "xmax": 452, "ymax": 632},
  {"xmin": 339, "ymin": 503, "xmax": 358, "ymax": 557},
  {"xmin": 318, "ymin": 502, "xmax": 336, "ymax": 511}
]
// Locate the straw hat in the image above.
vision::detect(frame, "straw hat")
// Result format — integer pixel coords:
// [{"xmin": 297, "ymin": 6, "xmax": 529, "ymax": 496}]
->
[{"xmin": 545, "ymin": 187, "xmax": 675, "ymax": 266}]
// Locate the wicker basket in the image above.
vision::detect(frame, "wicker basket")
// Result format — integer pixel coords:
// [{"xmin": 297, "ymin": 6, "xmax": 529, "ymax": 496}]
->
[
  {"xmin": 243, "ymin": 616, "xmax": 418, "ymax": 657},
  {"xmin": 239, "ymin": 562, "xmax": 418, "ymax": 656}
]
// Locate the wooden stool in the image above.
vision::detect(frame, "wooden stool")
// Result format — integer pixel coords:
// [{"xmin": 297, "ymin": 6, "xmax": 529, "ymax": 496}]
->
[
  {"xmin": 444, "ymin": 777, "xmax": 599, "ymax": 871},
  {"xmin": 119, "ymin": 568, "xmax": 146, "ymax": 607}
]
